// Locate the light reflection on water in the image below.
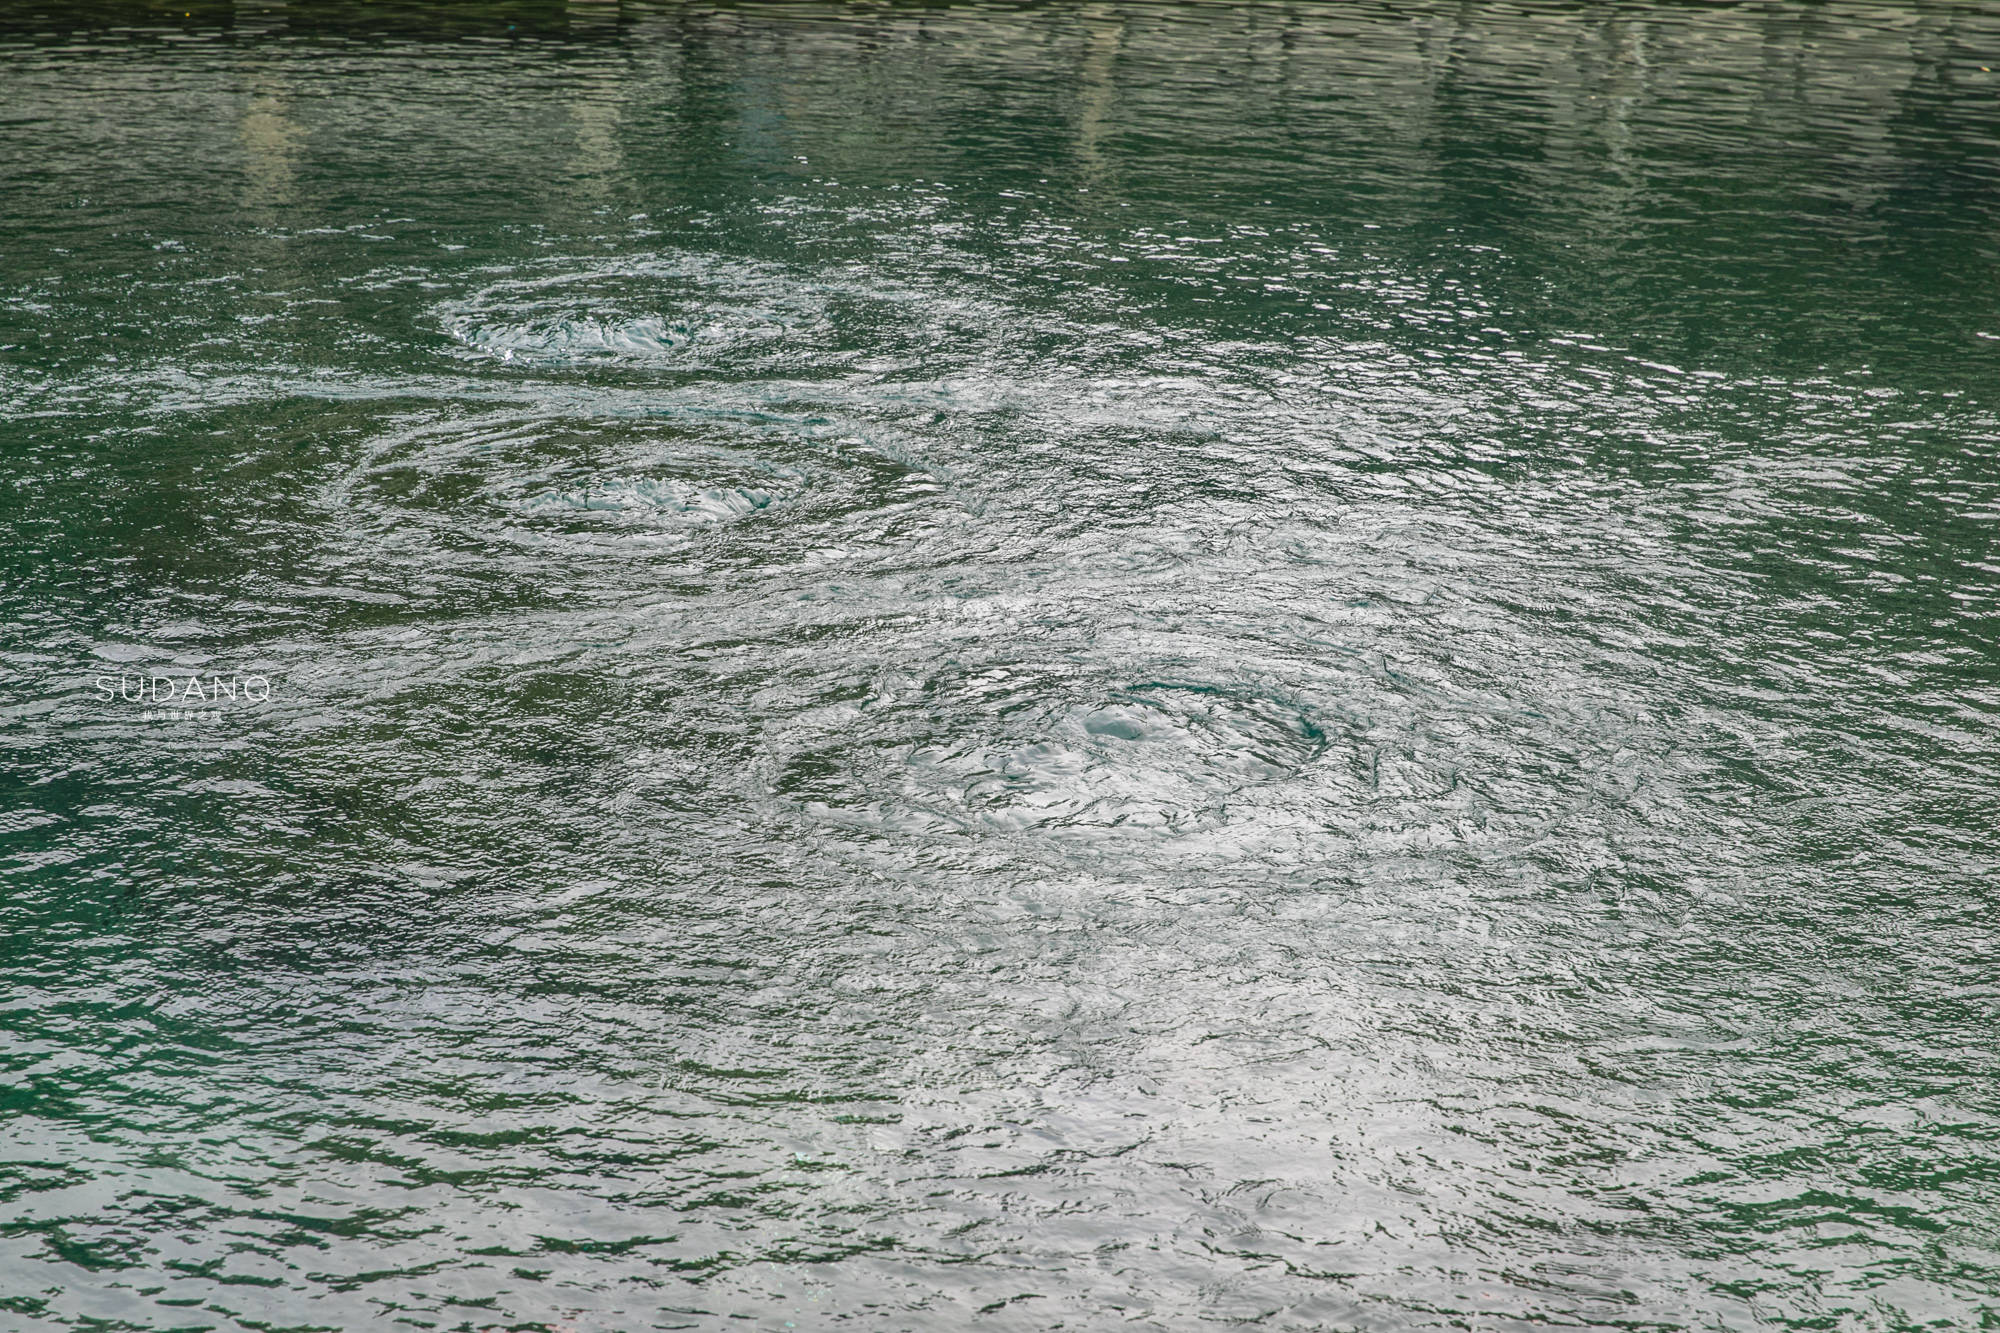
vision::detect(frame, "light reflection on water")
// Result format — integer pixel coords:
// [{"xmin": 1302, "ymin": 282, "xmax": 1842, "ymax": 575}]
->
[{"xmin": 2, "ymin": 3, "xmax": 1998, "ymax": 1329}]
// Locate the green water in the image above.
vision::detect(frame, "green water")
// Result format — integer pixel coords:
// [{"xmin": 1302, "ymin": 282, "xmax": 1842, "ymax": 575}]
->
[{"xmin": 3, "ymin": 2, "xmax": 1998, "ymax": 1329}]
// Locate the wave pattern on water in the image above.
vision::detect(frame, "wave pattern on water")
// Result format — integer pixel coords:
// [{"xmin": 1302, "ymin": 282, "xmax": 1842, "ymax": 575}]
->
[{"xmin": 3, "ymin": 3, "xmax": 2000, "ymax": 1332}]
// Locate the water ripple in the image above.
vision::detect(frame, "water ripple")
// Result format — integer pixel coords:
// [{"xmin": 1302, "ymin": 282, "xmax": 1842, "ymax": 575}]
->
[{"xmin": 3, "ymin": 3, "xmax": 1999, "ymax": 1332}]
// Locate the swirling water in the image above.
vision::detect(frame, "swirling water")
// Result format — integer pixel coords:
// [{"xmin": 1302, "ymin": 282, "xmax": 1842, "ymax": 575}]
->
[{"xmin": 3, "ymin": 2, "xmax": 1999, "ymax": 1329}]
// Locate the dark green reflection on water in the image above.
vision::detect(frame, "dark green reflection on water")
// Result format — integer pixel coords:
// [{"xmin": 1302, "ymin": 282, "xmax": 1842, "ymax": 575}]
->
[{"xmin": 2, "ymin": 3, "xmax": 1998, "ymax": 1329}]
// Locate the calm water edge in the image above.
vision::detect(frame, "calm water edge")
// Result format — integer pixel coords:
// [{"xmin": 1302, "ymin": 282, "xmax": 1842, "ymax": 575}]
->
[{"xmin": 3, "ymin": 2, "xmax": 1998, "ymax": 1329}]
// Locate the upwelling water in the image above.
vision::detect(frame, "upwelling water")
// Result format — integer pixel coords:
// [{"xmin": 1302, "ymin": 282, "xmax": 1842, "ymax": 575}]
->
[{"xmin": 2, "ymin": 3, "xmax": 1998, "ymax": 1329}]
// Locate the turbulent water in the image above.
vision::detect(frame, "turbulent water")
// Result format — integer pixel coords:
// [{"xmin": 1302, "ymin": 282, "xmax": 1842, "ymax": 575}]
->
[{"xmin": 3, "ymin": 2, "xmax": 1999, "ymax": 1329}]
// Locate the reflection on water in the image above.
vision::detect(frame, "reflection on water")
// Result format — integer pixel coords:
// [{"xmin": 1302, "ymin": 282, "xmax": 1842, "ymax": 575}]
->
[
  {"xmin": 238, "ymin": 85, "xmax": 304, "ymax": 211},
  {"xmin": 2, "ymin": 3, "xmax": 1998, "ymax": 1330}
]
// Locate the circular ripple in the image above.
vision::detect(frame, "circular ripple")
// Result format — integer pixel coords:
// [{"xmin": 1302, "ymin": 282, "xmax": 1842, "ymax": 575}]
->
[
  {"xmin": 434, "ymin": 254, "xmax": 831, "ymax": 371},
  {"xmin": 765, "ymin": 671, "xmax": 1330, "ymax": 855},
  {"xmin": 453, "ymin": 314, "xmax": 692, "ymax": 364},
  {"xmin": 343, "ymin": 414, "xmax": 803, "ymax": 534},
  {"xmin": 316, "ymin": 406, "xmax": 956, "ymax": 595}
]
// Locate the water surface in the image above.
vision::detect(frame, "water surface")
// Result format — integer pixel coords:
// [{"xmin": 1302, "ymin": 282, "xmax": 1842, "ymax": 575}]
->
[{"xmin": 3, "ymin": 3, "xmax": 1999, "ymax": 1329}]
